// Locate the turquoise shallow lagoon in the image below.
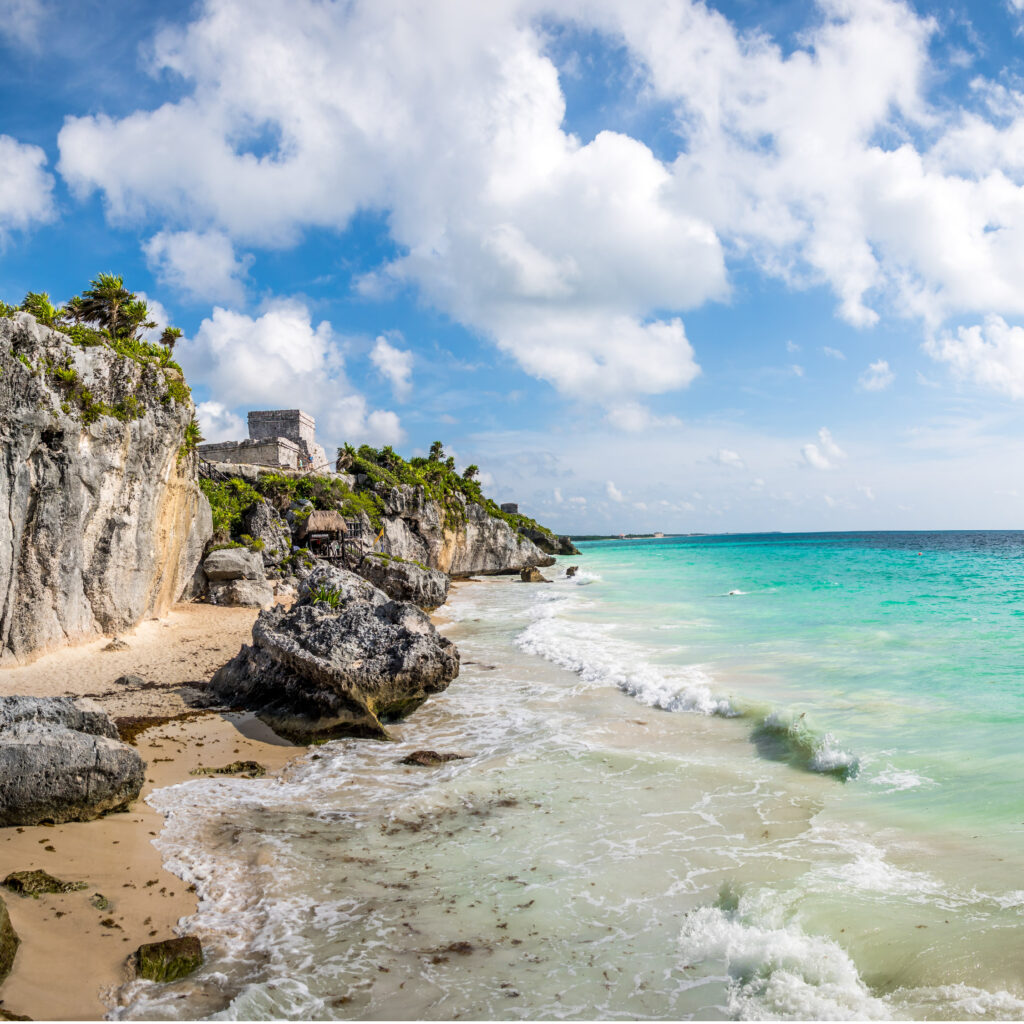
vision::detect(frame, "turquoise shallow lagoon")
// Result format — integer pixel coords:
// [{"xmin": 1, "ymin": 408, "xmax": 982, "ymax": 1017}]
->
[{"xmin": 116, "ymin": 532, "xmax": 1024, "ymax": 1021}]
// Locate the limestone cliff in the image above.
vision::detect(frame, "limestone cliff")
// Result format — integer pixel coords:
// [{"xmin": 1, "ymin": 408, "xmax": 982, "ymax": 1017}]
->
[
  {"xmin": 0, "ymin": 313, "xmax": 211, "ymax": 664},
  {"xmin": 372, "ymin": 484, "xmax": 556, "ymax": 576}
]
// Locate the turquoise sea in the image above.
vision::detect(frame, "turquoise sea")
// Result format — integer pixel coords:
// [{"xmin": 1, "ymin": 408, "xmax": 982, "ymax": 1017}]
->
[{"xmin": 117, "ymin": 532, "xmax": 1024, "ymax": 1020}]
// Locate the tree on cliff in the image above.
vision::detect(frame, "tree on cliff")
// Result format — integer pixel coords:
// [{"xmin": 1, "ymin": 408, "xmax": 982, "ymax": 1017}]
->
[
  {"xmin": 429, "ymin": 441, "xmax": 445, "ymax": 462},
  {"xmin": 462, "ymin": 464, "xmax": 479, "ymax": 481},
  {"xmin": 160, "ymin": 326, "xmax": 183, "ymax": 353},
  {"xmin": 19, "ymin": 292, "xmax": 59, "ymax": 326},
  {"xmin": 80, "ymin": 274, "xmax": 134, "ymax": 337}
]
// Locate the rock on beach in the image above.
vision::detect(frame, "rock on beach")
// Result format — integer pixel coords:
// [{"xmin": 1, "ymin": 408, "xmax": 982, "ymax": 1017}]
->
[{"xmin": 210, "ymin": 564, "xmax": 459, "ymax": 741}]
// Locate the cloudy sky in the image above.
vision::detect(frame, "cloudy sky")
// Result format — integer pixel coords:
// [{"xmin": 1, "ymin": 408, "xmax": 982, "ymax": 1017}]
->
[{"xmin": 4, "ymin": 0, "xmax": 1024, "ymax": 533}]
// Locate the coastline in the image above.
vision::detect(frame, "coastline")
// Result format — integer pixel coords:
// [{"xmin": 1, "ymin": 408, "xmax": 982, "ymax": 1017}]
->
[
  {"xmin": 0, "ymin": 604, "xmax": 304, "ymax": 1021},
  {"xmin": 0, "ymin": 578, "xmax": 484, "ymax": 1021}
]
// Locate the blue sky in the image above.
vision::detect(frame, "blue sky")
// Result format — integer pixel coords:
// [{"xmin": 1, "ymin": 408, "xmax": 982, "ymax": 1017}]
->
[{"xmin": 5, "ymin": 0, "xmax": 1024, "ymax": 534}]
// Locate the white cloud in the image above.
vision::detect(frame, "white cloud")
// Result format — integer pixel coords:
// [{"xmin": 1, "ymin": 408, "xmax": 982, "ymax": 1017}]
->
[
  {"xmin": 858, "ymin": 359, "xmax": 895, "ymax": 391},
  {"xmin": 0, "ymin": 0, "xmax": 44, "ymax": 46},
  {"xmin": 857, "ymin": 484, "xmax": 876, "ymax": 500},
  {"xmin": 786, "ymin": 340, "xmax": 800, "ymax": 353},
  {"xmin": 790, "ymin": 364, "xmax": 804, "ymax": 377},
  {"xmin": 53, "ymin": 0, "xmax": 1024, "ymax": 410},
  {"xmin": 822, "ymin": 346, "xmax": 846, "ymax": 360},
  {"xmin": 0, "ymin": 135, "xmax": 54, "ymax": 239},
  {"xmin": 715, "ymin": 448, "xmax": 745, "ymax": 469},
  {"xmin": 179, "ymin": 298, "xmax": 402, "ymax": 447},
  {"xmin": 370, "ymin": 334, "xmax": 414, "ymax": 401},
  {"xmin": 802, "ymin": 426, "xmax": 845, "ymax": 470},
  {"xmin": 606, "ymin": 480, "xmax": 624, "ymax": 502},
  {"xmin": 924, "ymin": 315, "xmax": 1024, "ymax": 398},
  {"xmin": 553, "ymin": 487, "xmax": 563, "ymax": 503},
  {"xmin": 134, "ymin": 292, "xmax": 174, "ymax": 344},
  {"xmin": 144, "ymin": 230, "xmax": 250, "ymax": 304},
  {"xmin": 195, "ymin": 400, "xmax": 245, "ymax": 443}
]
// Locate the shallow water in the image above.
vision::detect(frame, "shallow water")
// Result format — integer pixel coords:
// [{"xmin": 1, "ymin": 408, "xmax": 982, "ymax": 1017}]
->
[{"xmin": 116, "ymin": 533, "xmax": 1024, "ymax": 1020}]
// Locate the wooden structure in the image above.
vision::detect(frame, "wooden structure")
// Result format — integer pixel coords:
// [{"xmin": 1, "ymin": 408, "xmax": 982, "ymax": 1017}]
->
[{"xmin": 297, "ymin": 510, "xmax": 348, "ymax": 560}]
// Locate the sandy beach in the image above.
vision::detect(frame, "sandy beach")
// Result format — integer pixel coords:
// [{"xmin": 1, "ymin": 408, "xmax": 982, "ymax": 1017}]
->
[{"xmin": 0, "ymin": 604, "xmax": 304, "ymax": 1021}]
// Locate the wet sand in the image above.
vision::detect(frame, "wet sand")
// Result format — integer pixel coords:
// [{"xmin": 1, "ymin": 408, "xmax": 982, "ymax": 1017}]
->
[{"xmin": 0, "ymin": 604, "xmax": 303, "ymax": 1021}]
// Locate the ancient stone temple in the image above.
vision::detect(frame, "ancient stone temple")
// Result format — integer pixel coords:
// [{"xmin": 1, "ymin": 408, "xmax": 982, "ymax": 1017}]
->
[{"xmin": 198, "ymin": 409, "xmax": 330, "ymax": 472}]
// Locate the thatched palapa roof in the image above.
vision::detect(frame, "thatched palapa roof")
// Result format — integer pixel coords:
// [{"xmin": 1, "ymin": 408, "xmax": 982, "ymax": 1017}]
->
[{"xmin": 298, "ymin": 510, "xmax": 348, "ymax": 537}]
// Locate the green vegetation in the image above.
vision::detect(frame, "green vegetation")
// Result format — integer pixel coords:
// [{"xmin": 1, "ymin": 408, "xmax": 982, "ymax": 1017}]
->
[
  {"xmin": 178, "ymin": 417, "xmax": 204, "ymax": 464},
  {"xmin": 309, "ymin": 584, "xmax": 344, "ymax": 610},
  {"xmin": 199, "ymin": 477, "xmax": 263, "ymax": 538}
]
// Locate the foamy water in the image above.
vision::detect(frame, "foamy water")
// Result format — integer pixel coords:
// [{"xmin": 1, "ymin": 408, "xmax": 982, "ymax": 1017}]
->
[{"xmin": 116, "ymin": 533, "xmax": 1024, "ymax": 1020}]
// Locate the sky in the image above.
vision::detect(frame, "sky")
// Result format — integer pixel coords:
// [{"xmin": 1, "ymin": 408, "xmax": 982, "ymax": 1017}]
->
[{"xmin": 4, "ymin": 0, "xmax": 1024, "ymax": 534}]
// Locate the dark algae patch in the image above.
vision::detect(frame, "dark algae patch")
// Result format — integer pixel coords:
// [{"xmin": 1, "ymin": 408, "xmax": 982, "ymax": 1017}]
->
[
  {"xmin": 2, "ymin": 871, "xmax": 87, "ymax": 897},
  {"xmin": 134, "ymin": 936, "xmax": 203, "ymax": 982},
  {"xmin": 190, "ymin": 760, "xmax": 266, "ymax": 777}
]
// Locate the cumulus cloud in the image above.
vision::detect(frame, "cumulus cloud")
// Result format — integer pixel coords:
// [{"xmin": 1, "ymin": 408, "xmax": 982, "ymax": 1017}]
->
[
  {"xmin": 144, "ymin": 229, "xmax": 250, "ymax": 304},
  {"xmin": 802, "ymin": 426, "xmax": 845, "ymax": 470},
  {"xmin": 606, "ymin": 480, "xmax": 624, "ymax": 502},
  {"xmin": 52, "ymin": 0, "xmax": 1024, "ymax": 414},
  {"xmin": 195, "ymin": 400, "xmax": 245, "ymax": 442},
  {"xmin": 179, "ymin": 299, "xmax": 402, "ymax": 446},
  {"xmin": 0, "ymin": 135, "xmax": 55, "ymax": 239},
  {"xmin": 858, "ymin": 359, "xmax": 895, "ymax": 391},
  {"xmin": 924, "ymin": 315, "xmax": 1024, "ymax": 398},
  {"xmin": 370, "ymin": 334, "xmax": 414, "ymax": 401}
]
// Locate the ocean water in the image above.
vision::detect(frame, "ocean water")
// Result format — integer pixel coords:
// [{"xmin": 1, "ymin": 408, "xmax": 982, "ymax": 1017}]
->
[{"xmin": 115, "ymin": 532, "xmax": 1024, "ymax": 1020}]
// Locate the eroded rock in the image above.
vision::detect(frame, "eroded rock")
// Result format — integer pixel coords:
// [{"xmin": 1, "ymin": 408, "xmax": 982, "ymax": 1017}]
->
[
  {"xmin": 207, "ymin": 579, "xmax": 275, "ymax": 609},
  {"xmin": 0, "ymin": 697, "xmax": 145, "ymax": 826},
  {"xmin": 203, "ymin": 547, "xmax": 264, "ymax": 581},
  {"xmin": 399, "ymin": 750, "xmax": 467, "ymax": 767},
  {"xmin": 210, "ymin": 564, "xmax": 459, "ymax": 741},
  {"xmin": 520, "ymin": 566, "xmax": 551, "ymax": 583},
  {"xmin": 0, "ymin": 895, "xmax": 18, "ymax": 985},
  {"xmin": 2, "ymin": 871, "xmax": 87, "ymax": 897},
  {"xmin": 354, "ymin": 554, "xmax": 450, "ymax": 611}
]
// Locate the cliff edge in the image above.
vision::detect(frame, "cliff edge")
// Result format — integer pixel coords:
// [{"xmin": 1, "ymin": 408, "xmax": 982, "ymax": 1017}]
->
[{"xmin": 0, "ymin": 313, "xmax": 211, "ymax": 664}]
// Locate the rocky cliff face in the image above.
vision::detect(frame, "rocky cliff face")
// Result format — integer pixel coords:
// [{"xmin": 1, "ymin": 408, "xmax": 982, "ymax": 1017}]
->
[
  {"xmin": 370, "ymin": 484, "xmax": 555, "ymax": 576},
  {"xmin": 0, "ymin": 313, "xmax": 211, "ymax": 664}
]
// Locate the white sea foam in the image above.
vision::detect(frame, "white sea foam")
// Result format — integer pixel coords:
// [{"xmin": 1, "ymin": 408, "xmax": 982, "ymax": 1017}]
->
[
  {"xmin": 678, "ymin": 905, "xmax": 892, "ymax": 1020},
  {"xmin": 516, "ymin": 590, "xmax": 734, "ymax": 716},
  {"xmin": 869, "ymin": 765, "xmax": 933, "ymax": 792},
  {"xmin": 892, "ymin": 983, "xmax": 1024, "ymax": 1019}
]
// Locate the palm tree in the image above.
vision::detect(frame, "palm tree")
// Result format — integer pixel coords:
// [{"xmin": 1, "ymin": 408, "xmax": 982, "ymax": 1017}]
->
[
  {"xmin": 429, "ymin": 440, "xmax": 445, "ymax": 462},
  {"xmin": 59, "ymin": 295, "xmax": 88, "ymax": 325},
  {"xmin": 121, "ymin": 299, "xmax": 157, "ymax": 341},
  {"xmin": 80, "ymin": 273, "xmax": 134, "ymax": 337},
  {"xmin": 160, "ymin": 326, "xmax": 183, "ymax": 352},
  {"xmin": 462, "ymin": 464, "xmax": 479, "ymax": 481},
  {"xmin": 19, "ymin": 292, "xmax": 59, "ymax": 326}
]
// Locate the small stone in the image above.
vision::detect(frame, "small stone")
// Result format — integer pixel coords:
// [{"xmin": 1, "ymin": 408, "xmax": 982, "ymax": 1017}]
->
[
  {"xmin": 113, "ymin": 675, "xmax": 146, "ymax": 687},
  {"xmin": 520, "ymin": 566, "xmax": 551, "ymax": 583},
  {"xmin": 134, "ymin": 936, "xmax": 203, "ymax": 982},
  {"xmin": 103, "ymin": 639, "xmax": 129, "ymax": 652},
  {"xmin": 90, "ymin": 893, "xmax": 111, "ymax": 910},
  {"xmin": 190, "ymin": 761, "xmax": 266, "ymax": 778},
  {"xmin": 565, "ymin": 565, "xmax": 579, "ymax": 577}
]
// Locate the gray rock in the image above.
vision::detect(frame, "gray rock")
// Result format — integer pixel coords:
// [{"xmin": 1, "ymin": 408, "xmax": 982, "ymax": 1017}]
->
[
  {"xmin": 523, "ymin": 527, "xmax": 580, "ymax": 556},
  {"xmin": 0, "ymin": 314, "xmax": 208, "ymax": 664},
  {"xmin": 241, "ymin": 500, "xmax": 291, "ymax": 566},
  {"xmin": 204, "ymin": 547, "xmax": 265, "ymax": 581},
  {"xmin": 354, "ymin": 554, "xmax": 450, "ymax": 611},
  {"xmin": 113, "ymin": 674, "xmax": 146, "ymax": 687},
  {"xmin": 566, "ymin": 565, "xmax": 579, "ymax": 578},
  {"xmin": 210, "ymin": 563, "xmax": 459, "ymax": 741},
  {"xmin": 0, "ymin": 696, "xmax": 145, "ymax": 826},
  {"xmin": 0, "ymin": 894, "xmax": 17, "ymax": 984},
  {"xmin": 207, "ymin": 579, "xmax": 275, "ymax": 609}
]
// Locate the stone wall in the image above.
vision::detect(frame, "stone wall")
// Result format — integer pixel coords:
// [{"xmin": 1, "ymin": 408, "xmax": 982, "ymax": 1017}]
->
[{"xmin": 198, "ymin": 437, "xmax": 301, "ymax": 470}]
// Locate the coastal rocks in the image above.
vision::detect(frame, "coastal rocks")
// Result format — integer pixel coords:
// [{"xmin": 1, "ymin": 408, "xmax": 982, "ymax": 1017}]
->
[
  {"xmin": 0, "ymin": 313, "xmax": 210, "ymax": 664},
  {"xmin": 354, "ymin": 553, "xmax": 450, "ymax": 611},
  {"xmin": 368, "ymin": 485, "xmax": 557, "ymax": 576},
  {"xmin": 0, "ymin": 896, "xmax": 18, "ymax": 984},
  {"xmin": 210, "ymin": 564, "xmax": 459, "ymax": 740},
  {"xmin": 203, "ymin": 548, "xmax": 274, "ymax": 609},
  {"xmin": 523, "ymin": 527, "xmax": 580, "ymax": 556},
  {"xmin": 240, "ymin": 501, "xmax": 291, "ymax": 566},
  {"xmin": 133, "ymin": 936, "xmax": 203, "ymax": 982},
  {"xmin": 0, "ymin": 696, "xmax": 145, "ymax": 826},
  {"xmin": 566, "ymin": 566, "xmax": 579, "ymax": 578},
  {"xmin": 520, "ymin": 566, "xmax": 551, "ymax": 583}
]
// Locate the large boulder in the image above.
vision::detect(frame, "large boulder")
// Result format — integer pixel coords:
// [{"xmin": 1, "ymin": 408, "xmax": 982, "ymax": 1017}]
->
[
  {"xmin": 523, "ymin": 527, "xmax": 580, "ymax": 556},
  {"xmin": 0, "ymin": 697, "xmax": 145, "ymax": 825},
  {"xmin": 207, "ymin": 578, "xmax": 275, "ymax": 609},
  {"xmin": 210, "ymin": 564, "xmax": 459, "ymax": 741},
  {"xmin": 241, "ymin": 500, "xmax": 291, "ymax": 567},
  {"xmin": 354, "ymin": 553, "xmax": 449, "ymax": 611},
  {"xmin": 0, "ymin": 314, "xmax": 209, "ymax": 664},
  {"xmin": 203, "ymin": 547, "xmax": 264, "ymax": 581}
]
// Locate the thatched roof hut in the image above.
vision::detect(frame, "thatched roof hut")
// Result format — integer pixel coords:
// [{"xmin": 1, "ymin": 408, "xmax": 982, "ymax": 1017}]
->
[{"xmin": 297, "ymin": 509, "xmax": 348, "ymax": 540}]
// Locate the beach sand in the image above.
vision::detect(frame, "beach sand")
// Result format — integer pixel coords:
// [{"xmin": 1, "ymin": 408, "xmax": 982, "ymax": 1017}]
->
[{"xmin": 0, "ymin": 603, "xmax": 304, "ymax": 1022}]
